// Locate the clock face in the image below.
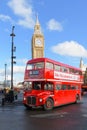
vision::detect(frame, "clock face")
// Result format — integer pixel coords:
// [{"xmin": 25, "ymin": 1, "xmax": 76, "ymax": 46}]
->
[{"xmin": 35, "ymin": 39, "xmax": 42, "ymax": 46}]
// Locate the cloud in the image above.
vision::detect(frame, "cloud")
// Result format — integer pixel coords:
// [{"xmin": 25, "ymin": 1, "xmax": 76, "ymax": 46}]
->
[
  {"xmin": 16, "ymin": 58, "xmax": 28, "ymax": 64},
  {"xmin": 0, "ymin": 65, "xmax": 25, "ymax": 84},
  {"xmin": 0, "ymin": 69, "xmax": 5, "ymax": 76},
  {"xmin": 0, "ymin": 58, "xmax": 27, "ymax": 83},
  {"xmin": 13, "ymin": 65, "xmax": 25, "ymax": 74},
  {"xmin": 8, "ymin": 0, "xmax": 35, "ymax": 28},
  {"xmin": 0, "ymin": 14, "xmax": 14, "ymax": 23},
  {"xmin": 47, "ymin": 19, "xmax": 63, "ymax": 31},
  {"xmin": 51, "ymin": 41, "xmax": 87, "ymax": 57}
]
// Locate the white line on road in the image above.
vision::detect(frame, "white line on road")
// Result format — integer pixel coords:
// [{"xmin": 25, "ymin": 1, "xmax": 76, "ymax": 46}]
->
[{"xmin": 30, "ymin": 112, "xmax": 68, "ymax": 118}]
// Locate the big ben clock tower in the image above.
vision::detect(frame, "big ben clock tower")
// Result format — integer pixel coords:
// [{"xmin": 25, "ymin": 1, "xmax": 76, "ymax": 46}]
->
[{"xmin": 31, "ymin": 15, "xmax": 44, "ymax": 59}]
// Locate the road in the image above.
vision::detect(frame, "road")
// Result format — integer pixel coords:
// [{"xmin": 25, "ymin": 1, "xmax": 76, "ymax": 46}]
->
[{"xmin": 0, "ymin": 93, "xmax": 87, "ymax": 130}]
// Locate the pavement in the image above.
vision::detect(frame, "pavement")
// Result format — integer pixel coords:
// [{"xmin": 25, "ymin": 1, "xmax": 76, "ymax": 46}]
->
[{"xmin": 0, "ymin": 91, "xmax": 23, "ymax": 106}]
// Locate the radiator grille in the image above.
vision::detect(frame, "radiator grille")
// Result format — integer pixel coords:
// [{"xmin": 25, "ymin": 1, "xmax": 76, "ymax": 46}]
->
[{"xmin": 27, "ymin": 96, "xmax": 36, "ymax": 105}]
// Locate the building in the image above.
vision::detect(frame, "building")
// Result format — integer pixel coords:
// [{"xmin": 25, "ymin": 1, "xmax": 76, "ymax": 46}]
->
[
  {"xmin": 31, "ymin": 15, "xmax": 44, "ymax": 59},
  {"xmin": 79, "ymin": 58, "xmax": 87, "ymax": 74},
  {"xmin": 79, "ymin": 58, "xmax": 87, "ymax": 85}
]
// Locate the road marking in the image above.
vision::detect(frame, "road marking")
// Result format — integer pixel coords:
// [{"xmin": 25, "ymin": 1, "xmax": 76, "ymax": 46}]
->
[
  {"xmin": 30, "ymin": 112, "xmax": 68, "ymax": 118},
  {"xmin": 82, "ymin": 114, "xmax": 87, "ymax": 117}
]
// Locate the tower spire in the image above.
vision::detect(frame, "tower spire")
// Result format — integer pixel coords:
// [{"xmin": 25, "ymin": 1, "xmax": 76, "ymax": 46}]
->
[
  {"xmin": 36, "ymin": 13, "xmax": 40, "ymax": 25},
  {"xmin": 31, "ymin": 15, "xmax": 44, "ymax": 59},
  {"xmin": 80, "ymin": 57, "xmax": 83, "ymax": 69},
  {"xmin": 34, "ymin": 14, "xmax": 42, "ymax": 34}
]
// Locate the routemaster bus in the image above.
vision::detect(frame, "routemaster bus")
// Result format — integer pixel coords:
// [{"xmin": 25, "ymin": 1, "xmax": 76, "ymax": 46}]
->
[{"xmin": 23, "ymin": 57, "xmax": 83, "ymax": 110}]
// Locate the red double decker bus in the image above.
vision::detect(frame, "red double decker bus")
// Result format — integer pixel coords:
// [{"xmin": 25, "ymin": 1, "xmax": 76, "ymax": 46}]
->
[{"xmin": 23, "ymin": 57, "xmax": 83, "ymax": 110}]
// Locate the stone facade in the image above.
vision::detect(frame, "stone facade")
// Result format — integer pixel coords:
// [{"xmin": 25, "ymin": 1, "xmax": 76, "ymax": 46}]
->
[{"xmin": 31, "ymin": 16, "xmax": 44, "ymax": 59}]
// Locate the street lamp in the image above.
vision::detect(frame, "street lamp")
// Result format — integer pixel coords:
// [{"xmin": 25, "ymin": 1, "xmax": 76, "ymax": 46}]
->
[
  {"xmin": 5, "ymin": 63, "xmax": 7, "ymax": 88},
  {"xmin": 10, "ymin": 26, "xmax": 16, "ymax": 89}
]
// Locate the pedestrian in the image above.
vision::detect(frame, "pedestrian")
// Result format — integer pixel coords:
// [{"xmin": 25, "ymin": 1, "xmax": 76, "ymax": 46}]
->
[
  {"xmin": 14, "ymin": 89, "xmax": 18, "ymax": 100},
  {"xmin": 9, "ymin": 89, "xmax": 14, "ymax": 103},
  {"xmin": 1, "ymin": 88, "xmax": 6, "ymax": 106}
]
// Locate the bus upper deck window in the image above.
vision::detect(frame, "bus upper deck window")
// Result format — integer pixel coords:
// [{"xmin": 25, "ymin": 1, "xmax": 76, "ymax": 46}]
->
[
  {"xmin": 62, "ymin": 67, "xmax": 69, "ymax": 73},
  {"xmin": 27, "ymin": 64, "xmax": 34, "ymax": 70},
  {"xmin": 46, "ymin": 62, "xmax": 53, "ymax": 70},
  {"xmin": 35, "ymin": 62, "xmax": 44, "ymax": 69},
  {"xmin": 54, "ymin": 65, "xmax": 60, "ymax": 71}
]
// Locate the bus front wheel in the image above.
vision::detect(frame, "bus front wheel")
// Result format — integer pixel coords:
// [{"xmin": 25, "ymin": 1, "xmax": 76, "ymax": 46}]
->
[{"xmin": 43, "ymin": 98, "xmax": 54, "ymax": 111}]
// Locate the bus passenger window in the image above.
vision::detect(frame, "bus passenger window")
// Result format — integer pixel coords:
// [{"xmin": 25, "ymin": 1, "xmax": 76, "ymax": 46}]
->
[
  {"xmin": 67, "ymin": 85, "xmax": 71, "ymax": 90},
  {"xmin": 69, "ymin": 68, "xmax": 74, "ymax": 74},
  {"xmin": 46, "ymin": 62, "xmax": 53, "ymax": 70},
  {"xmin": 48, "ymin": 84, "xmax": 53, "ymax": 90},
  {"xmin": 61, "ymin": 67, "xmax": 69, "ymax": 73},
  {"xmin": 24, "ymin": 82, "xmax": 32, "ymax": 90},
  {"xmin": 54, "ymin": 65, "xmax": 60, "ymax": 71},
  {"xmin": 44, "ymin": 83, "xmax": 53, "ymax": 90},
  {"xmin": 35, "ymin": 62, "xmax": 44, "ymax": 69},
  {"xmin": 44, "ymin": 84, "xmax": 48, "ymax": 90},
  {"xmin": 62, "ymin": 85, "xmax": 67, "ymax": 90},
  {"xmin": 33, "ymin": 83, "xmax": 41, "ymax": 90},
  {"xmin": 76, "ymin": 86, "xmax": 79, "ymax": 89},
  {"xmin": 27, "ymin": 64, "xmax": 34, "ymax": 70},
  {"xmin": 55, "ymin": 84, "xmax": 61, "ymax": 90},
  {"xmin": 71, "ymin": 86, "xmax": 76, "ymax": 90}
]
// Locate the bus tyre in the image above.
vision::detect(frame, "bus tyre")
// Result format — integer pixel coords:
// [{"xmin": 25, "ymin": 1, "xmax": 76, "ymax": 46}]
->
[
  {"xmin": 75, "ymin": 95, "xmax": 80, "ymax": 103},
  {"xmin": 43, "ymin": 98, "xmax": 54, "ymax": 111}
]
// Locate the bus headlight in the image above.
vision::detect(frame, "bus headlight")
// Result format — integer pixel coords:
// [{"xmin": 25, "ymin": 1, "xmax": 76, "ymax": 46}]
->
[
  {"xmin": 24, "ymin": 97, "xmax": 26, "ymax": 100},
  {"xmin": 39, "ymin": 98, "xmax": 43, "ymax": 102}
]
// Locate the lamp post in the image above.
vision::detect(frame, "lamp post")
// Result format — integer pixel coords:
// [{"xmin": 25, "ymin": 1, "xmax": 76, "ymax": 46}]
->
[
  {"xmin": 5, "ymin": 63, "xmax": 7, "ymax": 88},
  {"xmin": 10, "ymin": 26, "xmax": 16, "ymax": 89}
]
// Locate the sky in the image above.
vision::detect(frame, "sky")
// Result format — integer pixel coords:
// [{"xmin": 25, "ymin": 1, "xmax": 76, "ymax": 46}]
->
[{"xmin": 0, "ymin": 0, "xmax": 87, "ymax": 84}]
